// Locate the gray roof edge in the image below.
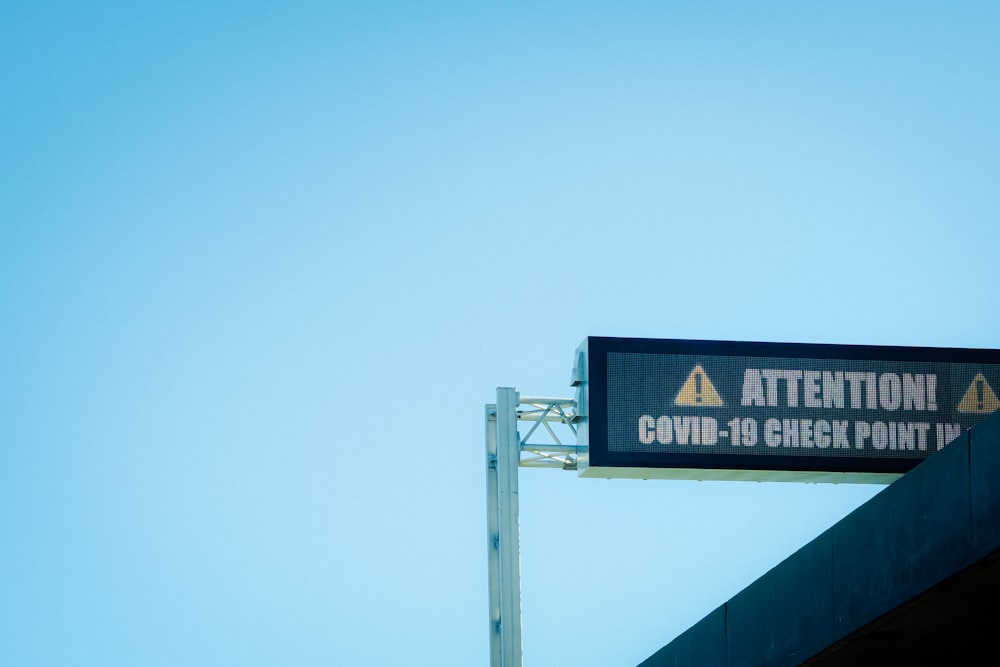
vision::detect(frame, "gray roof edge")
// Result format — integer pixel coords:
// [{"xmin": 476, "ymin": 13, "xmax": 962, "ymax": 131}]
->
[{"xmin": 638, "ymin": 410, "xmax": 1000, "ymax": 667}]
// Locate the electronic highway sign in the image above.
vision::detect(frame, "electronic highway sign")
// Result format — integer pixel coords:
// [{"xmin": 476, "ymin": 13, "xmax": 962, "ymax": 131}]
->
[{"xmin": 572, "ymin": 337, "xmax": 1000, "ymax": 482}]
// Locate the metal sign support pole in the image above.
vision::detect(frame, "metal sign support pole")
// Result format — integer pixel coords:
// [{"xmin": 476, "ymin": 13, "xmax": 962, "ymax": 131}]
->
[
  {"xmin": 486, "ymin": 388, "xmax": 580, "ymax": 666},
  {"xmin": 486, "ymin": 387, "xmax": 522, "ymax": 667}
]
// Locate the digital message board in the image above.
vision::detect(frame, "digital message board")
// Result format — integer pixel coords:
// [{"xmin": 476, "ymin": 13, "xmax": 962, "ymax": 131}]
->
[{"xmin": 573, "ymin": 337, "xmax": 1000, "ymax": 482}]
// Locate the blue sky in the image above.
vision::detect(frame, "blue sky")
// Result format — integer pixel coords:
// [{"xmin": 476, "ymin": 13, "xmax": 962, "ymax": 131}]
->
[{"xmin": 3, "ymin": 2, "xmax": 1000, "ymax": 665}]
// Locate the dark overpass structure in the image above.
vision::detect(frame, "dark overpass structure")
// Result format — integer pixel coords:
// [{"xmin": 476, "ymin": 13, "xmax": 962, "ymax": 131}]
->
[{"xmin": 639, "ymin": 410, "xmax": 1000, "ymax": 666}]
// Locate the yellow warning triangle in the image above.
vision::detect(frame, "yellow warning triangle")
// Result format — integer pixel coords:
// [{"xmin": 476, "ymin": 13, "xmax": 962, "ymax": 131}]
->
[
  {"xmin": 957, "ymin": 373, "xmax": 1000, "ymax": 414},
  {"xmin": 674, "ymin": 365, "xmax": 724, "ymax": 406}
]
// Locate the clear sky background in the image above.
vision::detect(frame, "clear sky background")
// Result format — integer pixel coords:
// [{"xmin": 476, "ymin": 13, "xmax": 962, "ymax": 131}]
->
[{"xmin": 3, "ymin": 2, "xmax": 1000, "ymax": 666}]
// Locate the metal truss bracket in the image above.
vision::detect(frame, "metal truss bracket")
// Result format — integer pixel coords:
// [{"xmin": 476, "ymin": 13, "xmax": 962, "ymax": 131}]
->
[{"xmin": 516, "ymin": 396, "xmax": 583, "ymax": 470}]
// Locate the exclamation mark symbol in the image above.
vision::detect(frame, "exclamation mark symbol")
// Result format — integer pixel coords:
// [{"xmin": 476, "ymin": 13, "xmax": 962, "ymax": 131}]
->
[
  {"xmin": 675, "ymin": 365, "xmax": 722, "ymax": 407},
  {"xmin": 977, "ymin": 378, "xmax": 985, "ymax": 412}
]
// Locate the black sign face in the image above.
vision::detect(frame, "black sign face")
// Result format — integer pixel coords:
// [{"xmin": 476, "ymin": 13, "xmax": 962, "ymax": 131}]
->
[{"xmin": 578, "ymin": 337, "xmax": 1000, "ymax": 480}]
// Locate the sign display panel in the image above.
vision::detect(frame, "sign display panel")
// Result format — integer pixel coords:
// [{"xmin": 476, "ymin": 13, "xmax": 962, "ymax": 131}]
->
[{"xmin": 575, "ymin": 337, "xmax": 1000, "ymax": 482}]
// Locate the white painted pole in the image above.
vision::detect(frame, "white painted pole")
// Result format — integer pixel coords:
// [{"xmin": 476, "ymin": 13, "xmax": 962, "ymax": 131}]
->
[{"xmin": 486, "ymin": 387, "xmax": 523, "ymax": 667}]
